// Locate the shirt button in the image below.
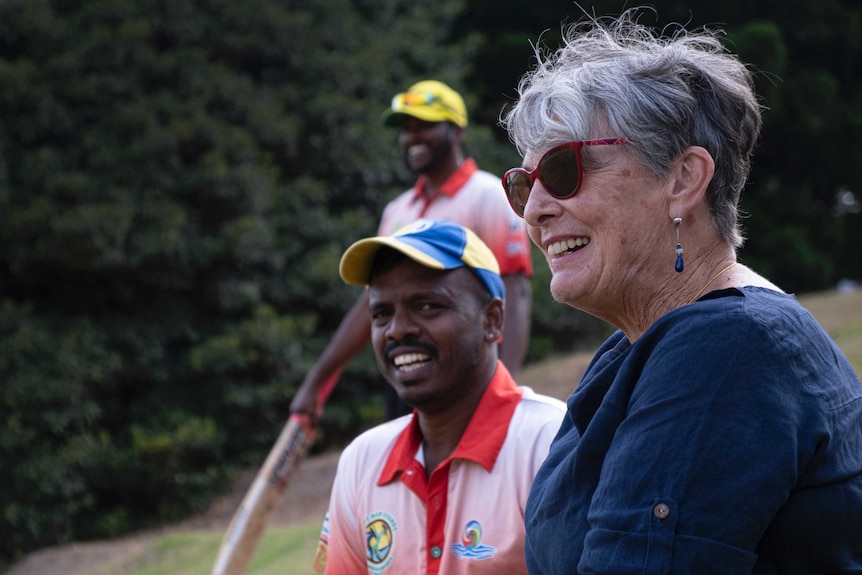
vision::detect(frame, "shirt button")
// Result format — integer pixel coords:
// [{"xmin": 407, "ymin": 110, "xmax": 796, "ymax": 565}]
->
[
  {"xmin": 430, "ymin": 546, "xmax": 442, "ymax": 558},
  {"xmin": 653, "ymin": 503, "xmax": 670, "ymax": 519}
]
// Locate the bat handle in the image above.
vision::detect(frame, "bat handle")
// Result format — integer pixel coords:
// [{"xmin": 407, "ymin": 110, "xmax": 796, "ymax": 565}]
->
[{"xmin": 291, "ymin": 367, "xmax": 342, "ymax": 447}]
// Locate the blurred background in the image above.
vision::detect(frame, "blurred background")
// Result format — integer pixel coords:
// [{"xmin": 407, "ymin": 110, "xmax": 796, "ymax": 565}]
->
[{"xmin": 1, "ymin": 0, "xmax": 859, "ymax": 566}]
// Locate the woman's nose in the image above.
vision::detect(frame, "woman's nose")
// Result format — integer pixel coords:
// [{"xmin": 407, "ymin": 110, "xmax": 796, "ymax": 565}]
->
[{"xmin": 523, "ymin": 179, "xmax": 560, "ymax": 225}]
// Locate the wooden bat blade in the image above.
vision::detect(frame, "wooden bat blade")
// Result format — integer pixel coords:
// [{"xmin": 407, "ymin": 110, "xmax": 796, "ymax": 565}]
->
[
  {"xmin": 211, "ymin": 370, "xmax": 341, "ymax": 575},
  {"xmin": 211, "ymin": 415, "xmax": 314, "ymax": 575}
]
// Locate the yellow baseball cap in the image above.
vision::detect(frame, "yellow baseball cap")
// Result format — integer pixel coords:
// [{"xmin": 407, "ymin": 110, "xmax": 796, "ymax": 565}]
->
[{"xmin": 382, "ymin": 80, "xmax": 468, "ymax": 128}]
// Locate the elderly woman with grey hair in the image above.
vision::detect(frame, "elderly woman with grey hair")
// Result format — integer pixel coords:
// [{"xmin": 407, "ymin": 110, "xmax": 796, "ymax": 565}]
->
[{"xmin": 501, "ymin": 9, "xmax": 862, "ymax": 575}]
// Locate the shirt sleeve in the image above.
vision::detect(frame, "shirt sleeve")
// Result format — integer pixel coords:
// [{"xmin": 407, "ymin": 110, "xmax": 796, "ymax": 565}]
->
[
  {"xmin": 579, "ymin": 306, "xmax": 828, "ymax": 573},
  {"xmin": 320, "ymin": 450, "xmax": 368, "ymax": 574}
]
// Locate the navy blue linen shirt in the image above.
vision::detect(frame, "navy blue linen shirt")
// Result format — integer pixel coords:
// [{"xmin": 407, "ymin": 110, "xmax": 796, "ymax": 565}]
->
[{"xmin": 525, "ymin": 287, "xmax": 862, "ymax": 574}]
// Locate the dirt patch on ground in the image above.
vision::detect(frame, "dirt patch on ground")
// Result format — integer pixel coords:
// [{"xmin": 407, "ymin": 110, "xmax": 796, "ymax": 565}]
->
[
  {"xmin": 184, "ymin": 449, "xmax": 341, "ymax": 531},
  {"xmin": 519, "ymin": 350, "xmax": 591, "ymax": 401},
  {"xmin": 2, "ymin": 351, "xmax": 590, "ymax": 575}
]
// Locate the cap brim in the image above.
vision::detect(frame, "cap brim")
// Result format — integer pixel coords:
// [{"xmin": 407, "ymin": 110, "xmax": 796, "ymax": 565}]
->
[
  {"xmin": 381, "ymin": 107, "xmax": 464, "ymax": 127},
  {"xmin": 381, "ymin": 109, "xmax": 403, "ymax": 127},
  {"xmin": 339, "ymin": 236, "xmax": 448, "ymax": 286}
]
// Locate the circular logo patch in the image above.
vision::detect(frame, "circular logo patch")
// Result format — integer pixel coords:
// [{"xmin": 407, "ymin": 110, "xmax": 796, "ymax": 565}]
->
[{"xmin": 365, "ymin": 516, "xmax": 394, "ymax": 566}]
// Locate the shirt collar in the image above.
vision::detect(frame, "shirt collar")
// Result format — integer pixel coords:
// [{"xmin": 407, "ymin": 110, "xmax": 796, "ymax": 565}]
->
[
  {"xmin": 410, "ymin": 158, "xmax": 478, "ymax": 203},
  {"xmin": 377, "ymin": 361, "xmax": 523, "ymax": 485}
]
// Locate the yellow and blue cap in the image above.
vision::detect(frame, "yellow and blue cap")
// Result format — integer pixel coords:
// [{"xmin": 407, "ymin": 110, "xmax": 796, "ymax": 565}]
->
[
  {"xmin": 382, "ymin": 80, "xmax": 468, "ymax": 128},
  {"xmin": 339, "ymin": 219, "xmax": 504, "ymax": 300}
]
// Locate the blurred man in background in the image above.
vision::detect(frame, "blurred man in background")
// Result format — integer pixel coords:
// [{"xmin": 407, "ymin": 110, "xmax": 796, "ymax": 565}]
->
[{"xmin": 291, "ymin": 80, "xmax": 533, "ymax": 421}]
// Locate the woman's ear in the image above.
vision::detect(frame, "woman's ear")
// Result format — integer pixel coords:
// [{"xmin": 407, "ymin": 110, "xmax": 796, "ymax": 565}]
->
[{"xmin": 668, "ymin": 146, "xmax": 715, "ymax": 218}]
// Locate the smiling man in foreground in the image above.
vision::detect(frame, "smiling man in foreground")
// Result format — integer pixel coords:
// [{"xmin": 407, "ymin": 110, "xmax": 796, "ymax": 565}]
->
[{"xmin": 310, "ymin": 219, "xmax": 565, "ymax": 575}]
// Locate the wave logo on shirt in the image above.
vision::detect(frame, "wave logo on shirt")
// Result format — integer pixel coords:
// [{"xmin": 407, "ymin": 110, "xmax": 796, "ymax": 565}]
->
[
  {"xmin": 450, "ymin": 519, "xmax": 497, "ymax": 560},
  {"xmin": 365, "ymin": 511, "xmax": 397, "ymax": 572}
]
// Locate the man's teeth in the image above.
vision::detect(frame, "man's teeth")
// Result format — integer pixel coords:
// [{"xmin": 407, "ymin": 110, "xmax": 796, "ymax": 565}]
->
[
  {"xmin": 407, "ymin": 145, "xmax": 428, "ymax": 159},
  {"xmin": 548, "ymin": 237, "xmax": 590, "ymax": 257},
  {"xmin": 393, "ymin": 352, "xmax": 430, "ymax": 372}
]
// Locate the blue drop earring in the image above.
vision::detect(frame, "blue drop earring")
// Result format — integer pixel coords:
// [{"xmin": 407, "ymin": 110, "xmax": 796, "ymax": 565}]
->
[{"xmin": 674, "ymin": 217, "xmax": 684, "ymax": 273}]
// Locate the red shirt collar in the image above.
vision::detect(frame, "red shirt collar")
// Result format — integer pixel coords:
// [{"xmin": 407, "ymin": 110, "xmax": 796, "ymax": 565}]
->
[
  {"xmin": 377, "ymin": 361, "xmax": 523, "ymax": 485},
  {"xmin": 410, "ymin": 158, "xmax": 478, "ymax": 203}
]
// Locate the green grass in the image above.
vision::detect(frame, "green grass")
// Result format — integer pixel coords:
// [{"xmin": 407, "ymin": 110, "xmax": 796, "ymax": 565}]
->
[
  {"xmin": 93, "ymin": 522, "xmax": 321, "ymax": 575},
  {"xmin": 797, "ymin": 290, "xmax": 862, "ymax": 375}
]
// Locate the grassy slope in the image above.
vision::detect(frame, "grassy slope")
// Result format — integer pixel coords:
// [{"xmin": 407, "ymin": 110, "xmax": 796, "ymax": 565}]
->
[
  {"xmin": 791, "ymin": 289, "xmax": 862, "ymax": 373},
  {"xmin": 8, "ymin": 289, "xmax": 862, "ymax": 575},
  {"xmin": 93, "ymin": 523, "xmax": 321, "ymax": 575}
]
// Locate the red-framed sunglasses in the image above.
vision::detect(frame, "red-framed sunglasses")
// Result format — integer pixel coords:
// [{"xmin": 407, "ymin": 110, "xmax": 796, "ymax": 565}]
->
[{"xmin": 502, "ymin": 137, "xmax": 632, "ymax": 217}]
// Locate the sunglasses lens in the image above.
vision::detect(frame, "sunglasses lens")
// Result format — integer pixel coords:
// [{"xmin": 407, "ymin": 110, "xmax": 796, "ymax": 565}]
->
[
  {"xmin": 505, "ymin": 171, "xmax": 532, "ymax": 216},
  {"xmin": 402, "ymin": 92, "xmax": 432, "ymax": 106},
  {"xmin": 502, "ymin": 143, "xmax": 589, "ymax": 217},
  {"xmin": 539, "ymin": 147, "xmax": 580, "ymax": 198}
]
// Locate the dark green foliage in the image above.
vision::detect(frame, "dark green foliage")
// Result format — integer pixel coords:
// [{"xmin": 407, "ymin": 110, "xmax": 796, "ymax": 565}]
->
[
  {"xmin": 0, "ymin": 0, "xmax": 477, "ymax": 564},
  {"xmin": 723, "ymin": 4, "xmax": 862, "ymax": 290}
]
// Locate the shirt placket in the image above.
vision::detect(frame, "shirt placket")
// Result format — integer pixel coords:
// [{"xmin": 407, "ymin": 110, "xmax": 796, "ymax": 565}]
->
[
  {"xmin": 425, "ymin": 463, "xmax": 450, "ymax": 574},
  {"xmin": 399, "ymin": 458, "xmax": 451, "ymax": 575}
]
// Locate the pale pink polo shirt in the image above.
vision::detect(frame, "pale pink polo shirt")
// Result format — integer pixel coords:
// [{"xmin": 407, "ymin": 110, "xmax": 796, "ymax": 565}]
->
[{"xmin": 312, "ymin": 362, "xmax": 565, "ymax": 574}]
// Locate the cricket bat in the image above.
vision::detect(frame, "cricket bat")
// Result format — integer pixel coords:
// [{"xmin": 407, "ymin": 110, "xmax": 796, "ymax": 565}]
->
[{"xmin": 211, "ymin": 370, "xmax": 341, "ymax": 575}]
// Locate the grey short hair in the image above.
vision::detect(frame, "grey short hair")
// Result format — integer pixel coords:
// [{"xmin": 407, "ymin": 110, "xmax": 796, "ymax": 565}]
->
[{"xmin": 501, "ymin": 9, "xmax": 763, "ymax": 248}]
